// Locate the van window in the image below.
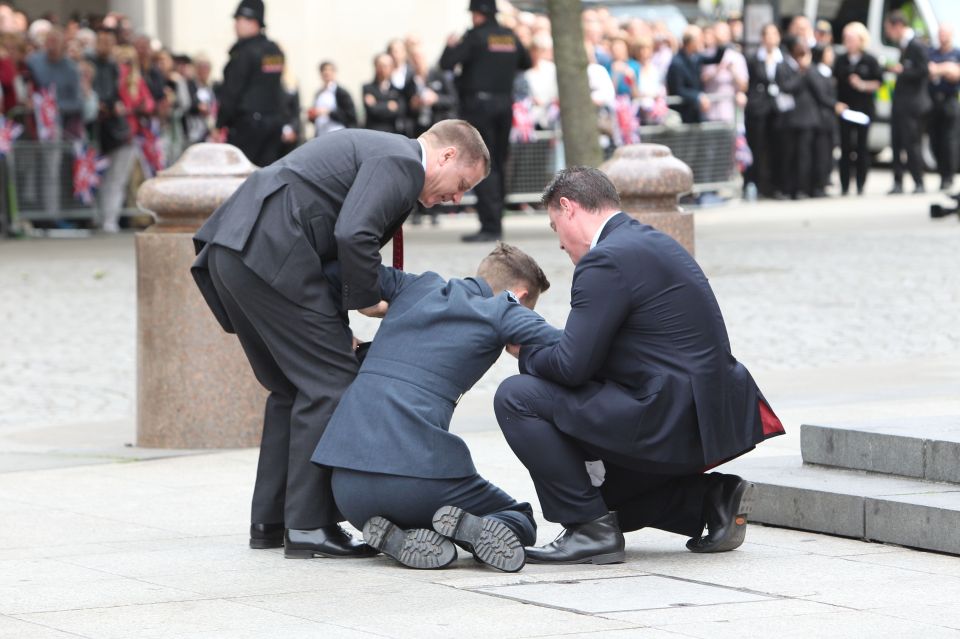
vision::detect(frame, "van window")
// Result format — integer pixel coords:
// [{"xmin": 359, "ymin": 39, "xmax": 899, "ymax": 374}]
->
[{"xmin": 823, "ymin": 0, "xmax": 870, "ymax": 43}]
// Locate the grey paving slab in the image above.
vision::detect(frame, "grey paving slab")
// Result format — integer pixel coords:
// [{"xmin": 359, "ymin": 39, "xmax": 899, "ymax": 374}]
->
[
  {"xmin": 0, "ymin": 615, "xmax": 86, "ymax": 639},
  {"xmin": 475, "ymin": 575, "xmax": 773, "ymax": 614},
  {"xmin": 15, "ymin": 600, "xmax": 380, "ymax": 639},
  {"xmin": 656, "ymin": 609, "xmax": 960, "ymax": 639},
  {"xmin": 801, "ymin": 416, "xmax": 960, "ymax": 482},
  {"xmin": 844, "ymin": 549, "xmax": 960, "ymax": 578},
  {"xmin": 866, "ymin": 492, "xmax": 960, "ymax": 555},
  {"xmin": 0, "ymin": 575, "xmax": 203, "ymax": 616},
  {"xmin": 604, "ymin": 598, "xmax": 838, "ymax": 627},
  {"xmin": 235, "ymin": 583, "xmax": 638, "ymax": 638},
  {"xmin": 865, "ymin": 603, "xmax": 960, "ymax": 631}
]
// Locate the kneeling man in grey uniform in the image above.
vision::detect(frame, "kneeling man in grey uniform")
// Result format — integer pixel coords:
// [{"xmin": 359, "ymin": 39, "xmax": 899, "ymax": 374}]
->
[{"xmin": 312, "ymin": 244, "xmax": 559, "ymax": 572}]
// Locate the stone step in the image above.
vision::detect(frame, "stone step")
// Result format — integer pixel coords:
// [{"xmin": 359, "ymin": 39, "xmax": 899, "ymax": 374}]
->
[
  {"xmin": 800, "ymin": 416, "xmax": 960, "ymax": 483},
  {"xmin": 720, "ymin": 455, "xmax": 960, "ymax": 555}
]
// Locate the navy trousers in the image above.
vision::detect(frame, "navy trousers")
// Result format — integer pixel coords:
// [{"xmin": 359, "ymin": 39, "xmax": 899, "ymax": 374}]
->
[
  {"xmin": 330, "ymin": 468, "xmax": 537, "ymax": 546},
  {"xmin": 494, "ymin": 374, "xmax": 712, "ymax": 538}
]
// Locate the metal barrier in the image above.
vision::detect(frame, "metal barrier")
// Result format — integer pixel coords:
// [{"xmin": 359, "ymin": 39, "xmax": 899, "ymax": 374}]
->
[{"xmin": 7, "ymin": 141, "xmax": 97, "ymax": 222}]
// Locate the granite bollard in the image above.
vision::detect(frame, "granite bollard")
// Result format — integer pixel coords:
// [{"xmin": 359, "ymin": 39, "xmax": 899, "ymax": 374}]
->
[
  {"xmin": 135, "ymin": 144, "xmax": 266, "ymax": 448},
  {"xmin": 600, "ymin": 143, "xmax": 695, "ymax": 255}
]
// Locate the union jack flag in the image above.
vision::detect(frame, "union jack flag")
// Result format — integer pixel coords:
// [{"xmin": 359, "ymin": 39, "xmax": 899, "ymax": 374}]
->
[
  {"xmin": 72, "ymin": 142, "xmax": 110, "ymax": 205},
  {"xmin": 0, "ymin": 116, "xmax": 23, "ymax": 156},
  {"xmin": 137, "ymin": 120, "xmax": 166, "ymax": 176},
  {"xmin": 510, "ymin": 99, "xmax": 536, "ymax": 144},
  {"xmin": 615, "ymin": 95, "xmax": 640, "ymax": 146},
  {"xmin": 33, "ymin": 87, "xmax": 59, "ymax": 141}
]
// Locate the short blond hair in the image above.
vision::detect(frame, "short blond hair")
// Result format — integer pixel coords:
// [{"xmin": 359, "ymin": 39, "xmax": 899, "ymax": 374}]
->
[
  {"xmin": 843, "ymin": 21, "xmax": 870, "ymax": 49},
  {"xmin": 423, "ymin": 119, "xmax": 491, "ymax": 177}
]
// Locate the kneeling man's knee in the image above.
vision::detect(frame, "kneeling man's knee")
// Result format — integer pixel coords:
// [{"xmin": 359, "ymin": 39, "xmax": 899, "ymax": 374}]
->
[{"xmin": 494, "ymin": 375, "xmax": 530, "ymax": 427}]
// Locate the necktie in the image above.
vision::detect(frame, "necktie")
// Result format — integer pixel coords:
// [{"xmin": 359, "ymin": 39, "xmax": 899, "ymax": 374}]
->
[{"xmin": 392, "ymin": 227, "xmax": 403, "ymax": 270}]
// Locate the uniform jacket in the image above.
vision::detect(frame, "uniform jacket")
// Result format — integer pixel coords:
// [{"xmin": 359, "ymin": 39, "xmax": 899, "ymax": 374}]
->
[
  {"xmin": 893, "ymin": 36, "xmax": 932, "ymax": 114},
  {"xmin": 665, "ymin": 47, "xmax": 725, "ymax": 124},
  {"xmin": 834, "ymin": 52, "xmax": 882, "ymax": 117},
  {"xmin": 440, "ymin": 19, "xmax": 531, "ymax": 98},
  {"xmin": 807, "ymin": 67, "xmax": 837, "ymax": 132},
  {"xmin": 518, "ymin": 213, "xmax": 783, "ymax": 469},
  {"xmin": 745, "ymin": 52, "xmax": 781, "ymax": 119},
  {"xmin": 215, "ymin": 33, "xmax": 285, "ymax": 129},
  {"xmin": 192, "ymin": 129, "xmax": 424, "ymax": 331},
  {"xmin": 313, "ymin": 267, "xmax": 561, "ymax": 478},
  {"xmin": 362, "ymin": 79, "xmax": 406, "ymax": 133},
  {"xmin": 776, "ymin": 60, "xmax": 819, "ymax": 130}
]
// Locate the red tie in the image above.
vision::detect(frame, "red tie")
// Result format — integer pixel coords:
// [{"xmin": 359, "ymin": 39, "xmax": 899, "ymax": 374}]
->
[{"xmin": 392, "ymin": 227, "xmax": 403, "ymax": 270}]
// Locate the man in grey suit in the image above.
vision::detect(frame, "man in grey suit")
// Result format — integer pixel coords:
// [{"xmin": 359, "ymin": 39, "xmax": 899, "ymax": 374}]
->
[
  {"xmin": 191, "ymin": 120, "xmax": 490, "ymax": 558},
  {"xmin": 312, "ymin": 244, "xmax": 560, "ymax": 572}
]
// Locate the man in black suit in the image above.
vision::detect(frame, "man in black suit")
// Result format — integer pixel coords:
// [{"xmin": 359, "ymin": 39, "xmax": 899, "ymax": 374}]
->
[
  {"xmin": 744, "ymin": 23, "xmax": 784, "ymax": 199},
  {"xmin": 363, "ymin": 53, "xmax": 406, "ymax": 134},
  {"xmin": 885, "ymin": 10, "xmax": 931, "ymax": 194},
  {"xmin": 666, "ymin": 25, "xmax": 725, "ymax": 124},
  {"xmin": 191, "ymin": 120, "xmax": 490, "ymax": 558},
  {"xmin": 494, "ymin": 167, "xmax": 784, "ymax": 564}
]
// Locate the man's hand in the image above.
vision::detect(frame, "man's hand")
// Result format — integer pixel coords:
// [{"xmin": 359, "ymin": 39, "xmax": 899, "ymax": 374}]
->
[
  {"xmin": 352, "ymin": 336, "xmax": 365, "ymax": 351},
  {"xmin": 506, "ymin": 344, "xmax": 521, "ymax": 358},
  {"xmin": 446, "ymin": 33, "xmax": 460, "ymax": 48},
  {"xmin": 698, "ymin": 93, "xmax": 711, "ymax": 113},
  {"xmin": 358, "ymin": 301, "xmax": 389, "ymax": 318}
]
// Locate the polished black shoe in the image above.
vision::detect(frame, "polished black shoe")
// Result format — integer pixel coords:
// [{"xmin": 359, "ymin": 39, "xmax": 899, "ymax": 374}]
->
[
  {"xmin": 913, "ymin": 184, "xmax": 926, "ymax": 194},
  {"xmin": 888, "ymin": 184, "xmax": 904, "ymax": 195},
  {"xmin": 525, "ymin": 512, "xmax": 625, "ymax": 565},
  {"xmin": 686, "ymin": 474, "xmax": 756, "ymax": 554},
  {"xmin": 362, "ymin": 516, "xmax": 457, "ymax": 569},
  {"xmin": 283, "ymin": 525, "xmax": 378, "ymax": 559},
  {"xmin": 432, "ymin": 505, "xmax": 524, "ymax": 572},
  {"xmin": 461, "ymin": 231, "xmax": 502, "ymax": 243},
  {"xmin": 249, "ymin": 522, "xmax": 284, "ymax": 549}
]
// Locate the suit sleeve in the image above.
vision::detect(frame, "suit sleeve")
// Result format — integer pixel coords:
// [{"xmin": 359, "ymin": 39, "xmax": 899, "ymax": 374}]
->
[
  {"xmin": 519, "ymin": 250, "xmax": 631, "ymax": 386},
  {"xmin": 807, "ymin": 73, "xmax": 835, "ymax": 108},
  {"xmin": 440, "ymin": 32, "xmax": 474, "ymax": 70},
  {"xmin": 333, "ymin": 155, "xmax": 422, "ymax": 310},
  {"xmin": 332, "ymin": 88, "xmax": 358, "ymax": 127},
  {"xmin": 216, "ymin": 50, "xmax": 255, "ymax": 128},
  {"xmin": 497, "ymin": 302, "xmax": 562, "ymax": 347},
  {"xmin": 900, "ymin": 43, "xmax": 929, "ymax": 82},
  {"xmin": 377, "ymin": 265, "xmax": 418, "ymax": 302},
  {"xmin": 667, "ymin": 62, "xmax": 701, "ymax": 103}
]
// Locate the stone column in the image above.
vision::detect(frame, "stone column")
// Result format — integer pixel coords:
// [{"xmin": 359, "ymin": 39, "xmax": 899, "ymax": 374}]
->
[
  {"xmin": 600, "ymin": 143, "xmax": 696, "ymax": 255},
  {"xmin": 135, "ymin": 144, "xmax": 266, "ymax": 448}
]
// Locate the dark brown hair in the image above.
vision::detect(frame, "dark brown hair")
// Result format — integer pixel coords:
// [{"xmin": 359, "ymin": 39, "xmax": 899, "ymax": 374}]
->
[
  {"xmin": 477, "ymin": 242, "xmax": 550, "ymax": 298},
  {"xmin": 541, "ymin": 166, "xmax": 621, "ymax": 211}
]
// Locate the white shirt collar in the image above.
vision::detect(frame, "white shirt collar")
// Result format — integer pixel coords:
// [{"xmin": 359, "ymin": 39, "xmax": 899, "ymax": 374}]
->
[
  {"xmin": 417, "ymin": 139, "xmax": 427, "ymax": 171},
  {"xmin": 590, "ymin": 213, "xmax": 619, "ymax": 250}
]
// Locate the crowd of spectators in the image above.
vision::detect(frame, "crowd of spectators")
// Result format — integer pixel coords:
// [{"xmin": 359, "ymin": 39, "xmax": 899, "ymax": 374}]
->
[{"xmin": 9, "ymin": 0, "xmax": 960, "ymax": 232}]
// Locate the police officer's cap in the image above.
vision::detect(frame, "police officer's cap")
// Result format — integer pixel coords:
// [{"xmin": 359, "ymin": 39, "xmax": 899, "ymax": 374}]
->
[
  {"xmin": 234, "ymin": 0, "xmax": 266, "ymax": 27},
  {"xmin": 469, "ymin": 0, "xmax": 497, "ymax": 16}
]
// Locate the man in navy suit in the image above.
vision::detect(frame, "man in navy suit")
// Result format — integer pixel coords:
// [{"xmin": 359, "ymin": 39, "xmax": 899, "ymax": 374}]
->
[
  {"xmin": 495, "ymin": 167, "xmax": 784, "ymax": 564},
  {"xmin": 313, "ymin": 244, "xmax": 560, "ymax": 572}
]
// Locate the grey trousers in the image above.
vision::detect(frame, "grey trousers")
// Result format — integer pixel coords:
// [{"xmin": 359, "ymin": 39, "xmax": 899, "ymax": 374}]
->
[
  {"xmin": 331, "ymin": 468, "xmax": 537, "ymax": 546},
  {"xmin": 207, "ymin": 244, "xmax": 357, "ymax": 529}
]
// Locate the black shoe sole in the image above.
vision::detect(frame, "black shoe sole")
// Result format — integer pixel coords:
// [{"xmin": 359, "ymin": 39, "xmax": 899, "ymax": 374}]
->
[
  {"xmin": 524, "ymin": 550, "xmax": 626, "ymax": 565},
  {"xmin": 432, "ymin": 505, "xmax": 525, "ymax": 573},
  {"xmin": 362, "ymin": 516, "xmax": 457, "ymax": 570},
  {"xmin": 249, "ymin": 538, "xmax": 283, "ymax": 550},
  {"xmin": 687, "ymin": 480, "xmax": 756, "ymax": 554}
]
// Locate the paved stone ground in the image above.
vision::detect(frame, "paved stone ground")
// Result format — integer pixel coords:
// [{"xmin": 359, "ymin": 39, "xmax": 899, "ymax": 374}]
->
[{"xmin": 1, "ymin": 170, "xmax": 960, "ymax": 637}]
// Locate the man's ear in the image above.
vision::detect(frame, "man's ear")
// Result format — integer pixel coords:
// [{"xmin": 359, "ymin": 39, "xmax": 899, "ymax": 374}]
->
[
  {"xmin": 558, "ymin": 196, "xmax": 575, "ymax": 218},
  {"xmin": 440, "ymin": 146, "xmax": 457, "ymax": 165},
  {"xmin": 513, "ymin": 287, "xmax": 536, "ymax": 309}
]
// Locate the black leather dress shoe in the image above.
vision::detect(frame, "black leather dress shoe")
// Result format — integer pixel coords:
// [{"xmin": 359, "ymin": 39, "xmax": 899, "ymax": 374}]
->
[
  {"xmin": 249, "ymin": 523, "xmax": 284, "ymax": 549},
  {"xmin": 283, "ymin": 525, "xmax": 378, "ymax": 559},
  {"xmin": 686, "ymin": 474, "xmax": 755, "ymax": 554},
  {"xmin": 525, "ymin": 512, "xmax": 625, "ymax": 565},
  {"xmin": 362, "ymin": 516, "xmax": 457, "ymax": 569},
  {"xmin": 888, "ymin": 184, "xmax": 904, "ymax": 195},
  {"xmin": 432, "ymin": 505, "xmax": 524, "ymax": 572},
  {"xmin": 461, "ymin": 231, "xmax": 502, "ymax": 243}
]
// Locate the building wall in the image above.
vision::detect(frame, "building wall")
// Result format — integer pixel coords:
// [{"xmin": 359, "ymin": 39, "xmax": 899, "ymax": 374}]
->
[{"xmin": 126, "ymin": 0, "xmax": 474, "ymax": 132}]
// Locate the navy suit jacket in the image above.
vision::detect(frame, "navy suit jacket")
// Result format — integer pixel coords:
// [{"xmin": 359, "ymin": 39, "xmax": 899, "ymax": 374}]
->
[
  {"xmin": 313, "ymin": 266, "xmax": 561, "ymax": 479},
  {"xmin": 192, "ymin": 129, "xmax": 423, "ymax": 332},
  {"xmin": 519, "ymin": 213, "xmax": 779, "ymax": 468}
]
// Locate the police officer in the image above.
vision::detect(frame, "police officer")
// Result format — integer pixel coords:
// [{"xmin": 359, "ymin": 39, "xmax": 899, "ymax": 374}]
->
[
  {"xmin": 441, "ymin": 0, "xmax": 531, "ymax": 243},
  {"xmin": 215, "ymin": 0, "xmax": 286, "ymax": 167}
]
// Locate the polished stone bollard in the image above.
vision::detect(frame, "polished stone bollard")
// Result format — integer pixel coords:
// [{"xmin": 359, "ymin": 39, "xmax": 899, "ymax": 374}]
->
[
  {"xmin": 135, "ymin": 144, "xmax": 266, "ymax": 448},
  {"xmin": 600, "ymin": 144, "xmax": 696, "ymax": 255}
]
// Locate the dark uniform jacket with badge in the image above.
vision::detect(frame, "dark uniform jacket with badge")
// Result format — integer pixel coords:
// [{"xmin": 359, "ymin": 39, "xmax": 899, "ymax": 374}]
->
[
  {"xmin": 834, "ymin": 52, "xmax": 882, "ymax": 118},
  {"xmin": 893, "ymin": 35, "xmax": 932, "ymax": 115},
  {"xmin": 215, "ymin": 33, "xmax": 285, "ymax": 130},
  {"xmin": 312, "ymin": 266, "xmax": 561, "ymax": 479},
  {"xmin": 439, "ymin": 19, "xmax": 531, "ymax": 100},
  {"xmin": 191, "ymin": 129, "xmax": 424, "ymax": 332},
  {"xmin": 518, "ymin": 213, "xmax": 784, "ymax": 470}
]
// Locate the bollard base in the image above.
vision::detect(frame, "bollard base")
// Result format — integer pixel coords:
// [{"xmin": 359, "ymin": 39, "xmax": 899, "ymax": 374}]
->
[
  {"xmin": 136, "ymin": 232, "xmax": 266, "ymax": 449},
  {"xmin": 626, "ymin": 210, "xmax": 695, "ymax": 256}
]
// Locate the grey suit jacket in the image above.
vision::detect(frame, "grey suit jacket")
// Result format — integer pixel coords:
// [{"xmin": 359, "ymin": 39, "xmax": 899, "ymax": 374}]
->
[
  {"xmin": 192, "ymin": 129, "xmax": 424, "ymax": 332},
  {"xmin": 312, "ymin": 267, "xmax": 561, "ymax": 479}
]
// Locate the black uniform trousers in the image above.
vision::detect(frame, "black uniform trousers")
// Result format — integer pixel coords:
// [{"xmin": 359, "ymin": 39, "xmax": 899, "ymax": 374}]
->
[
  {"xmin": 494, "ymin": 375, "xmax": 711, "ymax": 539},
  {"xmin": 929, "ymin": 93, "xmax": 959, "ymax": 185},
  {"xmin": 838, "ymin": 120, "xmax": 872, "ymax": 194},
  {"xmin": 229, "ymin": 113, "xmax": 285, "ymax": 168},
  {"xmin": 207, "ymin": 244, "xmax": 357, "ymax": 530},
  {"xmin": 745, "ymin": 111, "xmax": 779, "ymax": 198},
  {"xmin": 813, "ymin": 127, "xmax": 835, "ymax": 192},
  {"xmin": 891, "ymin": 104, "xmax": 926, "ymax": 188},
  {"xmin": 331, "ymin": 468, "xmax": 537, "ymax": 546},
  {"xmin": 462, "ymin": 94, "xmax": 513, "ymax": 235},
  {"xmin": 780, "ymin": 126, "xmax": 814, "ymax": 197}
]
